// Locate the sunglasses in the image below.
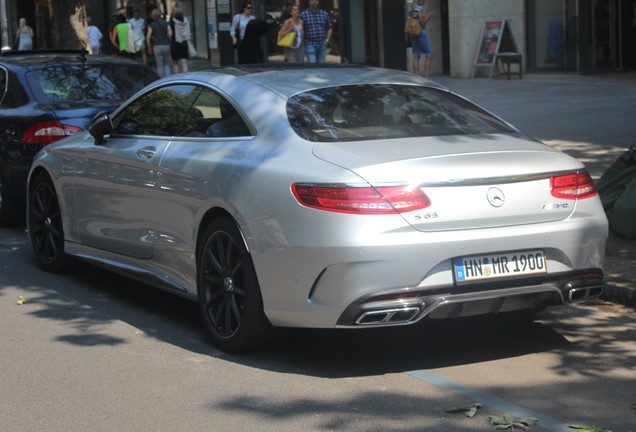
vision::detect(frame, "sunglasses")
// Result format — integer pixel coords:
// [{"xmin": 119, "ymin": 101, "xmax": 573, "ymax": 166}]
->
[{"xmin": 246, "ymin": 5, "xmax": 252, "ymax": 8}]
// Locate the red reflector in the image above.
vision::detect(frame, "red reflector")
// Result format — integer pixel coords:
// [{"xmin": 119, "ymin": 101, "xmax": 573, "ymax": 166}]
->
[
  {"xmin": 291, "ymin": 184, "xmax": 431, "ymax": 214},
  {"xmin": 551, "ymin": 172, "xmax": 598, "ymax": 199},
  {"xmin": 22, "ymin": 120, "xmax": 83, "ymax": 145}
]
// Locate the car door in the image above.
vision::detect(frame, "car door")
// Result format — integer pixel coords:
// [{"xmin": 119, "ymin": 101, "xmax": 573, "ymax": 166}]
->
[
  {"xmin": 152, "ymin": 86, "xmax": 254, "ymax": 253},
  {"xmin": 72, "ymin": 83, "xmax": 202, "ymax": 259}
]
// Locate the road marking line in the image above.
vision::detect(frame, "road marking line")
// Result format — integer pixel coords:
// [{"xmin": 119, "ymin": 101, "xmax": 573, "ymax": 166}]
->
[{"xmin": 408, "ymin": 369, "xmax": 572, "ymax": 432}]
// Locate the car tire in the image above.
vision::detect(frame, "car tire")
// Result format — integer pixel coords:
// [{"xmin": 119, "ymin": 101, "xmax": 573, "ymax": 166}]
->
[
  {"xmin": 0, "ymin": 170, "xmax": 23, "ymax": 227},
  {"xmin": 197, "ymin": 218, "xmax": 273, "ymax": 353},
  {"xmin": 28, "ymin": 173, "xmax": 68, "ymax": 273}
]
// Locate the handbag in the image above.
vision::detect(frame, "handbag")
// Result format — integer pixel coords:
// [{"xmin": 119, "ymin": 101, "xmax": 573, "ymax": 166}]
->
[
  {"xmin": 188, "ymin": 40, "xmax": 197, "ymax": 57},
  {"xmin": 277, "ymin": 31, "xmax": 296, "ymax": 48},
  {"xmin": 126, "ymin": 24, "xmax": 143, "ymax": 53}
]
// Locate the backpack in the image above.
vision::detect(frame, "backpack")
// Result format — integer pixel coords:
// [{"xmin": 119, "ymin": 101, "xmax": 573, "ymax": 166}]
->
[{"xmin": 404, "ymin": 17, "xmax": 422, "ymax": 37}]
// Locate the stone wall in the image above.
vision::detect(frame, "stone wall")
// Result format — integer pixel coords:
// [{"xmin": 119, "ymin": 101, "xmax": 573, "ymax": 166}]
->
[{"xmin": 448, "ymin": 0, "xmax": 525, "ymax": 78}]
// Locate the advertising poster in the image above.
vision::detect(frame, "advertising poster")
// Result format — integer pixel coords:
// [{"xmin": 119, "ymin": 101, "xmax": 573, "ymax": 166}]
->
[{"xmin": 474, "ymin": 21, "xmax": 504, "ymax": 66}]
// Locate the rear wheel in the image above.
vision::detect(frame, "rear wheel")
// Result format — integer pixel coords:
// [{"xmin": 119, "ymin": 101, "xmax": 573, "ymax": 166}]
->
[
  {"xmin": 197, "ymin": 218, "xmax": 273, "ymax": 353},
  {"xmin": 28, "ymin": 173, "xmax": 68, "ymax": 273},
  {"xmin": 0, "ymin": 170, "xmax": 22, "ymax": 226}
]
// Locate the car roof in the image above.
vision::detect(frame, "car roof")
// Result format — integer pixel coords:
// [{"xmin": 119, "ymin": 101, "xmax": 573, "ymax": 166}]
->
[
  {"xmin": 182, "ymin": 63, "xmax": 445, "ymax": 97},
  {"xmin": 0, "ymin": 50, "xmax": 147, "ymax": 70}
]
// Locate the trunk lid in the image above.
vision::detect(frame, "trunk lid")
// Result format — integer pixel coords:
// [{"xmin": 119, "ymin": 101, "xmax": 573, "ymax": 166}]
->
[{"xmin": 313, "ymin": 134, "xmax": 584, "ymax": 232}]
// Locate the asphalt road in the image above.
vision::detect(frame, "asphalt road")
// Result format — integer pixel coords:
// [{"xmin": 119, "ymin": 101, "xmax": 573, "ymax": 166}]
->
[{"xmin": 1, "ymin": 224, "xmax": 635, "ymax": 432}]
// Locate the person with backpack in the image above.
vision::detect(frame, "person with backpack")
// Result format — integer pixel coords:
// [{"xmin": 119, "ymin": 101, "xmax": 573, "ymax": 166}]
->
[{"xmin": 404, "ymin": 5, "xmax": 434, "ymax": 78}]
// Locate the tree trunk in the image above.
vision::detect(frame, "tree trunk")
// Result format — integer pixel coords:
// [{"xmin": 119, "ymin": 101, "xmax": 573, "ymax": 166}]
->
[{"xmin": 36, "ymin": 0, "xmax": 88, "ymax": 51}]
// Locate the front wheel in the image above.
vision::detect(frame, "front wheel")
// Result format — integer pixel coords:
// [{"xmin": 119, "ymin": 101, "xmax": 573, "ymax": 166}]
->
[
  {"xmin": 197, "ymin": 218, "xmax": 273, "ymax": 353},
  {"xmin": 28, "ymin": 173, "xmax": 68, "ymax": 273}
]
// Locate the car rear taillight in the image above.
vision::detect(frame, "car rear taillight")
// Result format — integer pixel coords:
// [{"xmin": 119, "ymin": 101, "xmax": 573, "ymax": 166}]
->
[
  {"xmin": 22, "ymin": 120, "xmax": 83, "ymax": 145},
  {"xmin": 550, "ymin": 172, "xmax": 598, "ymax": 199},
  {"xmin": 291, "ymin": 184, "xmax": 431, "ymax": 214}
]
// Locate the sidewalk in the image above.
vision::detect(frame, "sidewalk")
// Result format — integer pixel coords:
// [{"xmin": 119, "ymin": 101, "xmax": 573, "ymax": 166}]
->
[{"xmin": 186, "ymin": 60, "xmax": 636, "ymax": 306}]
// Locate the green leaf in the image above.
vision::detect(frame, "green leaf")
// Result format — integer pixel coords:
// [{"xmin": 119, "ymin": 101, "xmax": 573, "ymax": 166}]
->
[
  {"xmin": 488, "ymin": 415, "xmax": 513, "ymax": 426},
  {"xmin": 465, "ymin": 406, "xmax": 478, "ymax": 418},
  {"xmin": 502, "ymin": 414, "xmax": 516, "ymax": 424},
  {"xmin": 518, "ymin": 417, "xmax": 539, "ymax": 426},
  {"xmin": 445, "ymin": 402, "xmax": 483, "ymax": 417},
  {"xmin": 568, "ymin": 425, "xmax": 612, "ymax": 432},
  {"xmin": 445, "ymin": 406, "xmax": 466, "ymax": 413}
]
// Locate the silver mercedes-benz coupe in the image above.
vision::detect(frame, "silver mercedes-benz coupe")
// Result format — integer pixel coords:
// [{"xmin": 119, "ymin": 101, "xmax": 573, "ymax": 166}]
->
[{"xmin": 27, "ymin": 65, "xmax": 608, "ymax": 352}]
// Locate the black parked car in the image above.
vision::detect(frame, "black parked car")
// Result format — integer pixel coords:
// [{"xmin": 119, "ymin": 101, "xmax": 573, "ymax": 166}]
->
[{"xmin": 0, "ymin": 50, "xmax": 159, "ymax": 225}]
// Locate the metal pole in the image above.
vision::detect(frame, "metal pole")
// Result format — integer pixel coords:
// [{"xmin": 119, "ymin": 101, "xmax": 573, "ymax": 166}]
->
[{"xmin": 1, "ymin": 0, "xmax": 11, "ymax": 52}]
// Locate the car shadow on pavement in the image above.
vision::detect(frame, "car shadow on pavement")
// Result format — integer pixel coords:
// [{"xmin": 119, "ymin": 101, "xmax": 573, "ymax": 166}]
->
[
  {"xmin": 240, "ymin": 315, "xmax": 569, "ymax": 378},
  {"xmin": 7, "ymin": 225, "xmax": 629, "ymax": 380}
]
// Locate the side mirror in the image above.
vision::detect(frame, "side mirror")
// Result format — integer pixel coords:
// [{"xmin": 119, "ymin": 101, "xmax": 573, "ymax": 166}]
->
[{"xmin": 88, "ymin": 111, "xmax": 113, "ymax": 144}]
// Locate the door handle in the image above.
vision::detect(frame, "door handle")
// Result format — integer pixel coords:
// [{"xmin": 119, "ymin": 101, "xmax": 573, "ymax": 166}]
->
[{"xmin": 137, "ymin": 147, "xmax": 156, "ymax": 160}]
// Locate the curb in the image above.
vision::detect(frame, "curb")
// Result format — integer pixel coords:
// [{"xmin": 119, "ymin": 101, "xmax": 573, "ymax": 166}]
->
[{"xmin": 601, "ymin": 255, "xmax": 636, "ymax": 307}]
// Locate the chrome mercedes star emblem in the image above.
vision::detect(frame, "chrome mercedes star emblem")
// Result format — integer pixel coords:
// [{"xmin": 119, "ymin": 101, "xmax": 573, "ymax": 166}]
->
[{"xmin": 487, "ymin": 187, "xmax": 505, "ymax": 207}]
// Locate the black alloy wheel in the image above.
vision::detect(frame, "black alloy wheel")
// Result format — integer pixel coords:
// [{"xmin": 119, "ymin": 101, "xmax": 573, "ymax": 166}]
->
[
  {"xmin": 28, "ymin": 174, "xmax": 68, "ymax": 273},
  {"xmin": 197, "ymin": 218, "xmax": 272, "ymax": 353}
]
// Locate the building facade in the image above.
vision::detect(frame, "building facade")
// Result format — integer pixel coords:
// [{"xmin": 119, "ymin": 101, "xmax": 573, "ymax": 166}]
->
[{"xmin": 2, "ymin": 0, "xmax": 635, "ymax": 76}]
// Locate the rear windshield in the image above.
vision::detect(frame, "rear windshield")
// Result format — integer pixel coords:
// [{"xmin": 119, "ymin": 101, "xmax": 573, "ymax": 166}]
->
[
  {"xmin": 286, "ymin": 84, "xmax": 516, "ymax": 142},
  {"xmin": 26, "ymin": 64, "xmax": 157, "ymax": 103}
]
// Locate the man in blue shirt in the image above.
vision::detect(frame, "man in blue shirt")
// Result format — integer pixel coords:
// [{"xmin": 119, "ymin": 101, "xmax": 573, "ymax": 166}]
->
[{"xmin": 300, "ymin": 0, "xmax": 333, "ymax": 63}]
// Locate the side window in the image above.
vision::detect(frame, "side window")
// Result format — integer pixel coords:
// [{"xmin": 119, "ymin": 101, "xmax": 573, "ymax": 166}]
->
[
  {"xmin": 0, "ymin": 69, "xmax": 6, "ymax": 106},
  {"xmin": 177, "ymin": 87, "xmax": 250, "ymax": 138},
  {"xmin": 111, "ymin": 84, "xmax": 201, "ymax": 136},
  {"xmin": 0, "ymin": 69, "xmax": 28, "ymax": 108}
]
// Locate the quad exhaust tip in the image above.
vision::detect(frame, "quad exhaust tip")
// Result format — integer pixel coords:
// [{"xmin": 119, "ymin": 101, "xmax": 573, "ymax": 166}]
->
[
  {"xmin": 355, "ymin": 306, "xmax": 421, "ymax": 325},
  {"xmin": 568, "ymin": 286, "xmax": 604, "ymax": 302}
]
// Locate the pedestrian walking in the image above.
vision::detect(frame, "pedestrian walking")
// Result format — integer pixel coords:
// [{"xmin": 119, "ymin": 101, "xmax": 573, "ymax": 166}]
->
[
  {"xmin": 278, "ymin": 4, "xmax": 305, "ymax": 63},
  {"xmin": 129, "ymin": 9, "xmax": 147, "ymax": 64},
  {"xmin": 111, "ymin": 14, "xmax": 132, "ymax": 57},
  {"xmin": 87, "ymin": 17, "xmax": 103, "ymax": 54},
  {"xmin": 240, "ymin": 18, "xmax": 268, "ymax": 64},
  {"xmin": 170, "ymin": 7, "xmax": 191, "ymax": 73},
  {"xmin": 300, "ymin": 0, "xmax": 332, "ymax": 63},
  {"xmin": 15, "ymin": 18, "xmax": 34, "ymax": 51},
  {"xmin": 146, "ymin": 8, "xmax": 173, "ymax": 77},
  {"xmin": 404, "ymin": 5, "xmax": 434, "ymax": 78},
  {"xmin": 230, "ymin": 2, "xmax": 255, "ymax": 64}
]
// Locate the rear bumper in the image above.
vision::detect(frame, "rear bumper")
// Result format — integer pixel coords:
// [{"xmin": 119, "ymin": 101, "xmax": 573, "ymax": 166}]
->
[{"xmin": 336, "ymin": 269, "xmax": 604, "ymax": 327}]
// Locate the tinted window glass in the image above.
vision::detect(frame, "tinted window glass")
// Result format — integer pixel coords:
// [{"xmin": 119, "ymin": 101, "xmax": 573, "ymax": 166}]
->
[
  {"xmin": 0, "ymin": 69, "xmax": 29, "ymax": 108},
  {"xmin": 287, "ymin": 84, "xmax": 515, "ymax": 142},
  {"xmin": 177, "ymin": 87, "xmax": 251, "ymax": 138},
  {"xmin": 26, "ymin": 64, "xmax": 157, "ymax": 103},
  {"xmin": 112, "ymin": 84, "xmax": 201, "ymax": 136}
]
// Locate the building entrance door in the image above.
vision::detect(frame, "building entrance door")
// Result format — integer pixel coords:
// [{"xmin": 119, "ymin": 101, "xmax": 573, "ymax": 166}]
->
[{"xmin": 581, "ymin": 0, "xmax": 631, "ymax": 71}]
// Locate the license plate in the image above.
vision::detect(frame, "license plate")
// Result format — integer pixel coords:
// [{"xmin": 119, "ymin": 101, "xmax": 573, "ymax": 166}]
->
[{"xmin": 454, "ymin": 250, "xmax": 547, "ymax": 283}]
